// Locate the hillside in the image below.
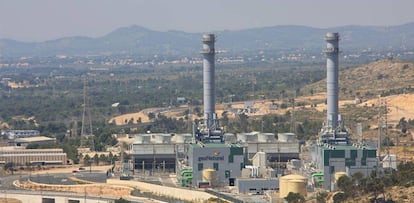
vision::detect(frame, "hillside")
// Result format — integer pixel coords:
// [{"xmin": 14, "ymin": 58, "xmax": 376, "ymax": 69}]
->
[
  {"xmin": 304, "ymin": 60, "xmax": 414, "ymax": 100},
  {"xmin": 1, "ymin": 23, "xmax": 414, "ymax": 57}
]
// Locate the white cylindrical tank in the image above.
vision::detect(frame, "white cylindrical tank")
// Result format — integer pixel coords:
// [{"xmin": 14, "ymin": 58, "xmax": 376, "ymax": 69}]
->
[
  {"xmin": 202, "ymin": 168, "xmax": 218, "ymax": 187},
  {"xmin": 334, "ymin": 172, "xmax": 347, "ymax": 183},
  {"xmin": 278, "ymin": 133, "xmax": 296, "ymax": 142},
  {"xmin": 279, "ymin": 174, "xmax": 307, "ymax": 198},
  {"xmin": 258, "ymin": 133, "xmax": 275, "ymax": 143}
]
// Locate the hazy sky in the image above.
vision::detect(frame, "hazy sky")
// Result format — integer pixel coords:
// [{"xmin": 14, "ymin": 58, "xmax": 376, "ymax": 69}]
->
[{"xmin": 1, "ymin": 0, "xmax": 413, "ymax": 42}]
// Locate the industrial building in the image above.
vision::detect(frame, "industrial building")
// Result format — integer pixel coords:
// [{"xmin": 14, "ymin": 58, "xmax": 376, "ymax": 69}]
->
[
  {"xmin": 0, "ymin": 146, "xmax": 67, "ymax": 165},
  {"xmin": 129, "ymin": 34, "xmax": 299, "ymax": 190},
  {"xmin": 235, "ymin": 132, "xmax": 299, "ymax": 162},
  {"xmin": 10, "ymin": 136, "xmax": 56, "ymax": 147},
  {"xmin": 130, "ymin": 133, "xmax": 192, "ymax": 172},
  {"xmin": 1, "ymin": 129, "xmax": 40, "ymax": 139},
  {"xmin": 188, "ymin": 143, "xmax": 245, "ymax": 187}
]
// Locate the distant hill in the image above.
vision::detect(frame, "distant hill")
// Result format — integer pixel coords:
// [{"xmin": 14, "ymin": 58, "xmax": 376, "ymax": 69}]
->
[
  {"xmin": 303, "ymin": 60, "xmax": 414, "ymax": 99},
  {"xmin": 1, "ymin": 23, "xmax": 414, "ymax": 57}
]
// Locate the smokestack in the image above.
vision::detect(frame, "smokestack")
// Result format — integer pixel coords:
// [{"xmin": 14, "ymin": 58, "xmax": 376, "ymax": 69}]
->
[
  {"xmin": 201, "ymin": 34, "xmax": 216, "ymax": 129},
  {"xmin": 325, "ymin": 32, "xmax": 340, "ymax": 130}
]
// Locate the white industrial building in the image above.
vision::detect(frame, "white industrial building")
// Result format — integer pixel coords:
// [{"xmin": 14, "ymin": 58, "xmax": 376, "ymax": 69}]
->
[{"xmin": 0, "ymin": 146, "xmax": 67, "ymax": 165}]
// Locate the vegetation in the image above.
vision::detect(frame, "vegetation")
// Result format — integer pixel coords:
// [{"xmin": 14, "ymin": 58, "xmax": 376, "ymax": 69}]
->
[
  {"xmin": 115, "ymin": 198, "xmax": 130, "ymax": 203},
  {"xmin": 335, "ymin": 162, "xmax": 414, "ymax": 202},
  {"xmin": 285, "ymin": 192, "xmax": 305, "ymax": 203},
  {"xmin": 0, "ymin": 64, "xmax": 328, "ymax": 150}
]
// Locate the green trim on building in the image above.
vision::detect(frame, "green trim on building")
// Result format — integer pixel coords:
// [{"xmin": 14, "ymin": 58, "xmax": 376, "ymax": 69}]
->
[
  {"xmin": 331, "ymin": 150, "xmax": 345, "ymax": 158},
  {"xmin": 350, "ymin": 150, "xmax": 357, "ymax": 159},
  {"xmin": 229, "ymin": 145, "xmax": 243, "ymax": 163}
]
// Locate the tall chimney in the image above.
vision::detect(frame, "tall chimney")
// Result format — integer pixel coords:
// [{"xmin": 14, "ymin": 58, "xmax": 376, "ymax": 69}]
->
[
  {"xmin": 325, "ymin": 32, "xmax": 340, "ymax": 130},
  {"xmin": 201, "ymin": 34, "xmax": 216, "ymax": 130}
]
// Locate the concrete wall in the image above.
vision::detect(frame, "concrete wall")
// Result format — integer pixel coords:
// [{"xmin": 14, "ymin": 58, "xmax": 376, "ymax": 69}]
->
[{"xmin": 236, "ymin": 178, "xmax": 279, "ymax": 194}]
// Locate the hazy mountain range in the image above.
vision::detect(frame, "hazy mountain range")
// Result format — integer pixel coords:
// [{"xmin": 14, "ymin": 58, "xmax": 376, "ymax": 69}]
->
[{"xmin": 1, "ymin": 23, "xmax": 414, "ymax": 57}]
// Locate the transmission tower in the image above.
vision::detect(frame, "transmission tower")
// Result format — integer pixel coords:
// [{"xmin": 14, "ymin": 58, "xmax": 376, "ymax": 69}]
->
[{"xmin": 80, "ymin": 78, "xmax": 94, "ymax": 150}]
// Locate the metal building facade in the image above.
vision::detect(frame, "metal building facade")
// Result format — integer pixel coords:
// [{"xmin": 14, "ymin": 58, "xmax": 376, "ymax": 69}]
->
[{"xmin": 189, "ymin": 143, "xmax": 245, "ymax": 187}]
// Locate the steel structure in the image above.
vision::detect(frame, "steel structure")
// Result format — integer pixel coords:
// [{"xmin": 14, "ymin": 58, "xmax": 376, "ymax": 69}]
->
[
  {"xmin": 201, "ymin": 34, "xmax": 217, "ymax": 131},
  {"xmin": 324, "ymin": 32, "xmax": 340, "ymax": 130}
]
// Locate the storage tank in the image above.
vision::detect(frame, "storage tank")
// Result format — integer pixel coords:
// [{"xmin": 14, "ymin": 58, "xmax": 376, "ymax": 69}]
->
[
  {"xmin": 135, "ymin": 134, "xmax": 151, "ymax": 144},
  {"xmin": 287, "ymin": 179, "xmax": 307, "ymax": 197},
  {"xmin": 202, "ymin": 168, "xmax": 218, "ymax": 187},
  {"xmin": 279, "ymin": 174, "xmax": 307, "ymax": 198},
  {"xmin": 278, "ymin": 133, "xmax": 296, "ymax": 142},
  {"xmin": 334, "ymin": 172, "xmax": 347, "ymax": 183},
  {"xmin": 258, "ymin": 133, "xmax": 275, "ymax": 143}
]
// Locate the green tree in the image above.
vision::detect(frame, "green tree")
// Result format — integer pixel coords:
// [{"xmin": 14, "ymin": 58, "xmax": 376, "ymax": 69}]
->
[
  {"xmin": 3, "ymin": 162, "xmax": 15, "ymax": 173},
  {"xmin": 316, "ymin": 191, "xmax": 328, "ymax": 203},
  {"xmin": 83, "ymin": 154, "xmax": 91, "ymax": 165},
  {"xmin": 333, "ymin": 192, "xmax": 347, "ymax": 203},
  {"xmin": 99, "ymin": 154, "xmax": 108, "ymax": 164},
  {"xmin": 115, "ymin": 198, "xmax": 130, "ymax": 203},
  {"xmin": 337, "ymin": 175, "xmax": 354, "ymax": 197},
  {"xmin": 93, "ymin": 154, "xmax": 100, "ymax": 165},
  {"xmin": 397, "ymin": 117, "xmax": 408, "ymax": 134},
  {"xmin": 285, "ymin": 192, "xmax": 305, "ymax": 203}
]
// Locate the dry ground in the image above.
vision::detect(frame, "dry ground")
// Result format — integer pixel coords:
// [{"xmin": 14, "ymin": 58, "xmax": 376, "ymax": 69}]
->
[{"xmin": 0, "ymin": 199, "xmax": 21, "ymax": 203}]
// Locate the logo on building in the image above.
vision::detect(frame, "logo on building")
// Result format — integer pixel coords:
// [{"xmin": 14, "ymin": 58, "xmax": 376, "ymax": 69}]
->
[{"xmin": 198, "ymin": 150, "xmax": 224, "ymax": 162}]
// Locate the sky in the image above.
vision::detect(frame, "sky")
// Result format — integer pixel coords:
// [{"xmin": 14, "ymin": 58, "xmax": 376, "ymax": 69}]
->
[{"xmin": 1, "ymin": 0, "xmax": 414, "ymax": 42}]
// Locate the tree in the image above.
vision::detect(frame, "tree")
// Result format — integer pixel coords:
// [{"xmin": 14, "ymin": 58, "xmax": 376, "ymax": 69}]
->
[
  {"xmin": 316, "ymin": 191, "xmax": 328, "ymax": 203},
  {"xmin": 93, "ymin": 154, "xmax": 99, "ymax": 165},
  {"xmin": 285, "ymin": 192, "xmax": 305, "ymax": 203},
  {"xmin": 108, "ymin": 152, "xmax": 114, "ymax": 164},
  {"xmin": 332, "ymin": 192, "xmax": 347, "ymax": 203},
  {"xmin": 83, "ymin": 154, "xmax": 91, "ymax": 165},
  {"xmin": 115, "ymin": 198, "xmax": 130, "ymax": 203},
  {"xmin": 148, "ymin": 112, "xmax": 156, "ymax": 120},
  {"xmin": 398, "ymin": 117, "xmax": 408, "ymax": 134},
  {"xmin": 4, "ymin": 162, "xmax": 15, "ymax": 173},
  {"xmin": 238, "ymin": 113, "xmax": 249, "ymax": 132},
  {"xmin": 99, "ymin": 154, "xmax": 108, "ymax": 164},
  {"xmin": 337, "ymin": 175, "xmax": 354, "ymax": 197}
]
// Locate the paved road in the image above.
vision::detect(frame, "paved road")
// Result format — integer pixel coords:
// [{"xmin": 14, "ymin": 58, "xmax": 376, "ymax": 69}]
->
[{"xmin": 0, "ymin": 174, "xmax": 28, "ymax": 190}]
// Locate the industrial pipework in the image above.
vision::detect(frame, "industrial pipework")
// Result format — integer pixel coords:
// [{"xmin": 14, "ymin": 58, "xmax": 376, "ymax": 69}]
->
[
  {"xmin": 201, "ymin": 34, "xmax": 217, "ymax": 131},
  {"xmin": 324, "ymin": 32, "xmax": 340, "ymax": 130}
]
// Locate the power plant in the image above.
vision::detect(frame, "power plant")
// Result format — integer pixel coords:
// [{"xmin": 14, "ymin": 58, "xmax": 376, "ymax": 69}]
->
[
  {"xmin": 129, "ymin": 34, "xmax": 300, "ymax": 191},
  {"xmin": 310, "ymin": 32, "xmax": 378, "ymax": 190},
  {"xmin": 197, "ymin": 34, "xmax": 223, "ymax": 143},
  {"xmin": 127, "ymin": 32, "xmax": 389, "ymax": 201}
]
